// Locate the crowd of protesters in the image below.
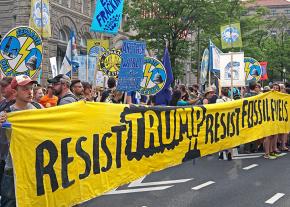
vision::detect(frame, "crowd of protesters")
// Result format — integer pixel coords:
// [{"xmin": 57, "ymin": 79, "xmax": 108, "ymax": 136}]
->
[{"xmin": 0, "ymin": 73, "xmax": 289, "ymax": 206}]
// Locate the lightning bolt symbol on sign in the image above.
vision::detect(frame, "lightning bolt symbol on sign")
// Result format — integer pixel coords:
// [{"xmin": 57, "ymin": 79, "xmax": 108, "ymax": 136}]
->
[
  {"xmin": 245, "ymin": 62, "xmax": 250, "ymax": 78},
  {"xmin": 144, "ymin": 64, "xmax": 153, "ymax": 87},
  {"xmin": 14, "ymin": 38, "xmax": 34, "ymax": 71}
]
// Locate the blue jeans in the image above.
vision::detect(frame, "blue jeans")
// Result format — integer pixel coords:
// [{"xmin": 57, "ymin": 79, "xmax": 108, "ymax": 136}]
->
[{"xmin": 0, "ymin": 171, "xmax": 16, "ymax": 207}]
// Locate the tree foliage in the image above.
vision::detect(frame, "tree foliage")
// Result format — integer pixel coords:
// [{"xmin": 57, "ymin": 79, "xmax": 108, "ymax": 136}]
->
[{"xmin": 124, "ymin": 0, "xmax": 290, "ymax": 82}]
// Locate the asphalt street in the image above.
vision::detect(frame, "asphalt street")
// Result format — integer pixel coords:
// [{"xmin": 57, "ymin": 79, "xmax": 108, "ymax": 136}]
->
[{"xmin": 80, "ymin": 152, "xmax": 290, "ymax": 207}]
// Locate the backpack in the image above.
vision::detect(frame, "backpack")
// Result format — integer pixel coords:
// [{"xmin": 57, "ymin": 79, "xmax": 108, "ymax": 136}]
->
[
  {"xmin": 6, "ymin": 101, "xmax": 42, "ymax": 113},
  {"xmin": 31, "ymin": 102, "xmax": 42, "ymax": 109},
  {"xmin": 0, "ymin": 100, "xmax": 16, "ymax": 112},
  {"xmin": 57, "ymin": 93, "xmax": 78, "ymax": 105}
]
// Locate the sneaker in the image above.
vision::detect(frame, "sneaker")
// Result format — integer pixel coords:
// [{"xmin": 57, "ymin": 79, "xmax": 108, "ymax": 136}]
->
[
  {"xmin": 270, "ymin": 152, "xmax": 283, "ymax": 158},
  {"xmin": 264, "ymin": 154, "xmax": 276, "ymax": 160}
]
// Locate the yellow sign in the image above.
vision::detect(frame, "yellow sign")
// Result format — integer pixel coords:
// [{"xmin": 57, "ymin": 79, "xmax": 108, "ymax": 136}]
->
[
  {"xmin": 99, "ymin": 49, "xmax": 121, "ymax": 77},
  {"xmin": 0, "ymin": 26, "xmax": 43, "ymax": 77},
  {"xmin": 244, "ymin": 57, "xmax": 262, "ymax": 83},
  {"xmin": 87, "ymin": 39, "xmax": 109, "ymax": 57},
  {"xmin": 139, "ymin": 57, "xmax": 167, "ymax": 95},
  {"xmin": 8, "ymin": 92, "xmax": 290, "ymax": 207},
  {"xmin": 29, "ymin": 0, "xmax": 51, "ymax": 38}
]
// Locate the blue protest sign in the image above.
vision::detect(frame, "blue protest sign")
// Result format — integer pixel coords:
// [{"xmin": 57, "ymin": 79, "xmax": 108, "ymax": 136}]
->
[
  {"xmin": 77, "ymin": 55, "xmax": 96, "ymax": 84},
  {"xmin": 90, "ymin": 0, "xmax": 125, "ymax": 34},
  {"xmin": 117, "ymin": 40, "xmax": 146, "ymax": 92},
  {"xmin": 77, "ymin": 55, "xmax": 87, "ymax": 81},
  {"xmin": 88, "ymin": 56, "xmax": 97, "ymax": 84}
]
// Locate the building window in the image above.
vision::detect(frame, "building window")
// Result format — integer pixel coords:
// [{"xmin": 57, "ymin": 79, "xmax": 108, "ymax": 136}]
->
[
  {"xmin": 270, "ymin": 9, "xmax": 277, "ymax": 16},
  {"xmin": 285, "ymin": 10, "xmax": 290, "ymax": 14},
  {"xmin": 59, "ymin": 29, "xmax": 69, "ymax": 42}
]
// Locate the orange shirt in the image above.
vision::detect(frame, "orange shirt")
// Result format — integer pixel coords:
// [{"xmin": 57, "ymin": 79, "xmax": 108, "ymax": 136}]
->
[{"xmin": 39, "ymin": 95, "xmax": 58, "ymax": 108}]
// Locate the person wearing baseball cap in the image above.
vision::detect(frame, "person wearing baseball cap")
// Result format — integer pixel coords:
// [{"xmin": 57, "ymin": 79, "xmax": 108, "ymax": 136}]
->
[
  {"xmin": 0, "ymin": 75, "xmax": 42, "ymax": 207},
  {"xmin": 47, "ymin": 74, "xmax": 78, "ymax": 105}
]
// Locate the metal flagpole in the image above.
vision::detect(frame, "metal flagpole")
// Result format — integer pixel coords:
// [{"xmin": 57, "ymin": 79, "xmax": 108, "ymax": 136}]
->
[
  {"xmin": 86, "ymin": 54, "xmax": 89, "ymax": 82},
  {"xmin": 230, "ymin": 51, "xmax": 233, "ymax": 100},
  {"xmin": 94, "ymin": 34, "xmax": 103, "ymax": 87},
  {"xmin": 229, "ymin": 17, "xmax": 234, "ymax": 100},
  {"xmin": 71, "ymin": 32, "xmax": 73, "ymax": 79},
  {"xmin": 40, "ymin": 0, "xmax": 44, "ymax": 84},
  {"xmin": 208, "ymin": 70, "xmax": 211, "ymax": 87}
]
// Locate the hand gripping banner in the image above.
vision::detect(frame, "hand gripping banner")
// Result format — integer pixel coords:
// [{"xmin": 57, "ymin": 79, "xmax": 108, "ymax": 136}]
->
[{"xmin": 8, "ymin": 92, "xmax": 290, "ymax": 207}]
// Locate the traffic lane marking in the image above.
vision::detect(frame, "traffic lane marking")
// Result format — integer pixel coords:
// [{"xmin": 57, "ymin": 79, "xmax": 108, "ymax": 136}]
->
[
  {"xmin": 192, "ymin": 181, "xmax": 215, "ymax": 190},
  {"xmin": 129, "ymin": 176, "xmax": 193, "ymax": 187},
  {"xmin": 105, "ymin": 185, "xmax": 174, "ymax": 195},
  {"xmin": 265, "ymin": 193, "xmax": 285, "ymax": 204},
  {"xmin": 243, "ymin": 164, "xmax": 258, "ymax": 170}
]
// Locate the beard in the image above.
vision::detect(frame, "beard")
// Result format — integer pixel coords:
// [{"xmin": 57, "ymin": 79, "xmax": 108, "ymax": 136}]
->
[{"xmin": 53, "ymin": 88, "xmax": 61, "ymax": 96}]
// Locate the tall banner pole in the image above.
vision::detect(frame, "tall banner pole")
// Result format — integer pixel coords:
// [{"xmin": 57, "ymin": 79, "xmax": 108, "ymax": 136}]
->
[
  {"xmin": 94, "ymin": 34, "xmax": 103, "ymax": 87},
  {"xmin": 230, "ymin": 52, "xmax": 233, "ymax": 100},
  {"xmin": 86, "ymin": 54, "xmax": 89, "ymax": 82},
  {"xmin": 208, "ymin": 72, "xmax": 211, "ymax": 87},
  {"xmin": 71, "ymin": 32, "xmax": 73, "ymax": 79},
  {"xmin": 40, "ymin": 0, "xmax": 44, "ymax": 84},
  {"xmin": 218, "ymin": 78, "xmax": 221, "ymax": 96},
  {"xmin": 229, "ymin": 19, "xmax": 234, "ymax": 100}
]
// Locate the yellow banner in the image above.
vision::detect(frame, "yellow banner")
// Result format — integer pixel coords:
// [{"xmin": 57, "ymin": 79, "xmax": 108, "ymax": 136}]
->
[
  {"xmin": 8, "ymin": 92, "xmax": 290, "ymax": 207},
  {"xmin": 87, "ymin": 39, "xmax": 109, "ymax": 56},
  {"xmin": 29, "ymin": 0, "xmax": 51, "ymax": 38}
]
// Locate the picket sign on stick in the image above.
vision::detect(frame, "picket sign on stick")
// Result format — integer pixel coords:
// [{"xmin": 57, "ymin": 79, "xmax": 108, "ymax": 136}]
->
[
  {"xmin": 218, "ymin": 78, "xmax": 221, "ymax": 97},
  {"xmin": 94, "ymin": 34, "xmax": 103, "ymax": 87},
  {"xmin": 86, "ymin": 54, "xmax": 89, "ymax": 82},
  {"xmin": 230, "ymin": 51, "xmax": 234, "ymax": 100}
]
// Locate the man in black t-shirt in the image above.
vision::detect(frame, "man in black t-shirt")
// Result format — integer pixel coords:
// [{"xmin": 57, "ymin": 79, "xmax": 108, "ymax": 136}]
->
[{"xmin": 100, "ymin": 77, "xmax": 116, "ymax": 102}]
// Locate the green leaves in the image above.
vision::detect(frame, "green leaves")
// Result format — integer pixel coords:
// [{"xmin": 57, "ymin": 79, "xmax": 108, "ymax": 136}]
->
[{"xmin": 125, "ymin": 0, "xmax": 289, "ymax": 82}]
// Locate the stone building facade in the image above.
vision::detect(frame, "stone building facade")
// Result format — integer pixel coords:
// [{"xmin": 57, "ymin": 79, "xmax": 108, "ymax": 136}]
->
[{"xmin": 0, "ymin": 0, "xmax": 128, "ymax": 83}]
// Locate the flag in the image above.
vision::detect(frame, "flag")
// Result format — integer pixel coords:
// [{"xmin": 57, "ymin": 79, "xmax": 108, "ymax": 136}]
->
[
  {"xmin": 259, "ymin": 62, "xmax": 268, "ymax": 81},
  {"xmin": 29, "ymin": 0, "xmax": 51, "ymax": 38},
  {"xmin": 59, "ymin": 32, "xmax": 78, "ymax": 77},
  {"xmin": 155, "ymin": 47, "xmax": 174, "ymax": 106},
  {"xmin": 200, "ymin": 48, "xmax": 209, "ymax": 85},
  {"xmin": 220, "ymin": 23, "xmax": 242, "ymax": 49},
  {"xmin": 90, "ymin": 0, "xmax": 125, "ymax": 34},
  {"xmin": 209, "ymin": 40, "xmax": 222, "ymax": 72}
]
